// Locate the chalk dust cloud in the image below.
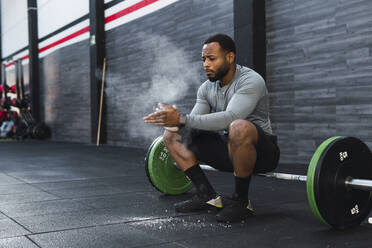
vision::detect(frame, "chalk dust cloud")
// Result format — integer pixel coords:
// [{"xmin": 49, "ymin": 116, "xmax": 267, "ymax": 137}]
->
[{"xmin": 104, "ymin": 32, "xmax": 202, "ymax": 145}]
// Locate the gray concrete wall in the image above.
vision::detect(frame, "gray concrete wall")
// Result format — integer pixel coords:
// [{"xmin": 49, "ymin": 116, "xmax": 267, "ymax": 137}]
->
[
  {"xmin": 266, "ymin": 0, "xmax": 372, "ymax": 164},
  {"xmin": 39, "ymin": 41, "xmax": 91, "ymax": 143}
]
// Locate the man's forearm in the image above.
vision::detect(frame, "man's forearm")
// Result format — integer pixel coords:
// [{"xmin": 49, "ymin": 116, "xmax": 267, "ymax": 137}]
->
[
  {"xmin": 185, "ymin": 92, "xmax": 260, "ymax": 131},
  {"xmin": 185, "ymin": 111, "xmax": 237, "ymax": 131}
]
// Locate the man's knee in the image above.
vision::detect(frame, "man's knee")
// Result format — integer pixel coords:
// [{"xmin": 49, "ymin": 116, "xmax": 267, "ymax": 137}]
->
[{"xmin": 228, "ymin": 120, "xmax": 258, "ymax": 145}]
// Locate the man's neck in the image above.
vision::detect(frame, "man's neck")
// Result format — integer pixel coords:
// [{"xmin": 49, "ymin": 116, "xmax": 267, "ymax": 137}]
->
[{"xmin": 219, "ymin": 64, "xmax": 237, "ymax": 87}]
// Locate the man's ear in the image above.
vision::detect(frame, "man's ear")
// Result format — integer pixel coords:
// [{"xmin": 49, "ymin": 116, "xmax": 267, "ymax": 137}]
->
[{"xmin": 227, "ymin": 52, "xmax": 235, "ymax": 64}]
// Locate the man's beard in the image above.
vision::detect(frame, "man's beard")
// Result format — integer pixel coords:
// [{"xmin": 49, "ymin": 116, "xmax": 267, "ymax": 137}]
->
[{"xmin": 208, "ymin": 63, "xmax": 230, "ymax": 82}]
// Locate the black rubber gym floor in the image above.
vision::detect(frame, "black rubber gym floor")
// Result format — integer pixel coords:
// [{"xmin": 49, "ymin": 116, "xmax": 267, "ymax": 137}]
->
[{"xmin": 0, "ymin": 141, "xmax": 371, "ymax": 248}]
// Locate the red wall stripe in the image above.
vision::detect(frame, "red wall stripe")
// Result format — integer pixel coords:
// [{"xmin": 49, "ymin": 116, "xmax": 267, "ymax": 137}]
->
[
  {"xmin": 105, "ymin": 0, "xmax": 158, "ymax": 23},
  {"xmin": 38, "ymin": 26, "xmax": 90, "ymax": 54},
  {"xmin": 6, "ymin": 0, "xmax": 160, "ymax": 68}
]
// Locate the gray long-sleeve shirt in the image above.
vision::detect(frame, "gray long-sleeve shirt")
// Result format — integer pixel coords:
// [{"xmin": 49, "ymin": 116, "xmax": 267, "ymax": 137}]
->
[{"xmin": 185, "ymin": 65, "xmax": 273, "ymax": 134}]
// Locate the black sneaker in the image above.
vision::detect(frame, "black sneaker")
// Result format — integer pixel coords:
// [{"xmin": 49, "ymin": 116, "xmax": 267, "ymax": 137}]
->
[
  {"xmin": 215, "ymin": 198, "xmax": 254, "ymax": 223},
  {"xmin": 174, "ymin": 194, "xmax": 223, "ymax": 213}
]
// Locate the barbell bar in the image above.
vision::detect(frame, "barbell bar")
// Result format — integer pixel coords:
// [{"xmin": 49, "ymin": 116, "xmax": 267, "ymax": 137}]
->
[
  {"xmin": 145, "ymin": 136, "xmax": 372, "ymax": 229},
  {"xmin": 200, "ymin": 165, "xmax": 309, "ymax": 181},
  {"xmin": 200, "ymin": 165, "xmax": 372, "ymax": 191}
]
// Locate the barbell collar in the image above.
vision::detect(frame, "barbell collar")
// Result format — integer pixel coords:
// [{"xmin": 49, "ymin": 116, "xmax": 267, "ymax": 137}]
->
[{"xmin": 345, "ymin": 178, "xmax": 372, "ymax": 191}]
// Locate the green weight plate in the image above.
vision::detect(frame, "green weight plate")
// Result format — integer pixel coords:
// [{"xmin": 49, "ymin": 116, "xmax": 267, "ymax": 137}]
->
[
  {"xmin": 307, "ymin": 136, "xmax": 341, "ymax": 226},
  {"xmin": 315, "ymin": 137, "xmax": 372, "ymax": 229},
  {"xmin": 145, "ymin": 136, "xmax": 193, "ymax": 195},
  {"xmin": 307, "ymin": 136, "xmax": 372, "ymax": 229}
]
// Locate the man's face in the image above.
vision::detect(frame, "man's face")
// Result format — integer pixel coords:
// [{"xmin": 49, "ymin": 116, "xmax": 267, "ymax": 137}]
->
[{"xmin": 202, "ymin": 42, "xmax": 232, "ymax": 82}]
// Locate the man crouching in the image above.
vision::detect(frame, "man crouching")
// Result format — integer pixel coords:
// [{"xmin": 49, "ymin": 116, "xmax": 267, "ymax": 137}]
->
[{"xmin": 144, "ymin": 33, "xmax": 280, "ymax": 223}]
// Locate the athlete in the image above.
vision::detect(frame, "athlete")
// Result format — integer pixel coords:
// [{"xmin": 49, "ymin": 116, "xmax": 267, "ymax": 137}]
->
[{"xmin": 144, "ymin": 33, "xmax": 280, "ymax": 223}]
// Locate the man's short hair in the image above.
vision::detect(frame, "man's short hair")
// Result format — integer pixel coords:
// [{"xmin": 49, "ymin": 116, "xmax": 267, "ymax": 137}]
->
[{"xmin": 204, "ymin": 33, "xmax": 236, "ymax": 54}]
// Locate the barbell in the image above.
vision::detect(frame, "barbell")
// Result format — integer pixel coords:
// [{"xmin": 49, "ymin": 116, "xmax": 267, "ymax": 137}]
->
[{"xmin": 144, "ymin": 135, "xmax": 372, "ymax": 230}]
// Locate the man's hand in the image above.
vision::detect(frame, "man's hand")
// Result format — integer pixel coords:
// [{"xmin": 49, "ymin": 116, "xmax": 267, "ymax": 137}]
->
[{"xmin": 143, "ymin": 103, "xmax": 181, "ymax": 128}]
